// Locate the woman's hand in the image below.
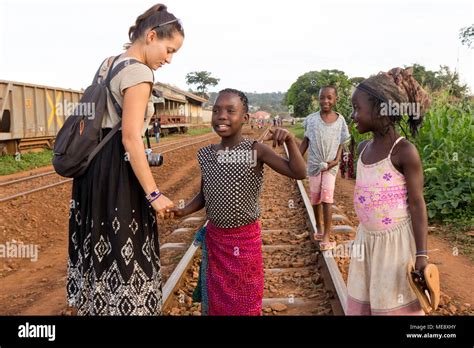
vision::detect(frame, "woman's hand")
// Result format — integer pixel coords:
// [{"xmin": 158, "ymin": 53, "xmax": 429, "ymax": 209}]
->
[{"xmin": 151, "ymin": 194, "xmax": 175, "ymax": 219}]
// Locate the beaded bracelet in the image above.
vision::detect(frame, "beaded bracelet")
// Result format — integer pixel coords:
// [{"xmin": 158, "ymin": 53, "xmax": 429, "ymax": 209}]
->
[
  {"xmin": 148, "ymin": 194, "xmax": 162, "ymax": 205},
  {"xmin": 416, "ymin": 255, "xmax": 429, "ymax": 259},
  {"xmin": 416, "ymin": 250, "xmax": 428, "ymax": 255},
  {"xmin": 146, "ymin": 189, "xmax": 162, "ymax": 204}
]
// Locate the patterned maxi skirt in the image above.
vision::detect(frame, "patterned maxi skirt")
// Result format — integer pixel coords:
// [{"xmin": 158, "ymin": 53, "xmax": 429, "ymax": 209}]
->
[
  {"xmin": 66, "ymin": 129, "xmax": 162, "ymax": 315},
  {"xmin": 194, "ymin": 220, "xmax": 264, "ymax": 316}
]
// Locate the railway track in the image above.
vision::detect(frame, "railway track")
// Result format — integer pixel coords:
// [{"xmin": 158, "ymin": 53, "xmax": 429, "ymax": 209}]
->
[
  {"xmin": 0, "ymin": 126, "xmax": 355, "ymax": 316},
  {"xmin": 0, "ymin": 132, "xmax": 218, "ymax": 203},
  {"xmin": 159, "ymin": 128, "xmax": 355, "ymax": 316},
  {"xmin": 0, "ymin": 132, "xmax": 215, "ymax": 187},
  {"xmin": 0, "ymin": 129, "xmax": 219, "ymax": 314}
]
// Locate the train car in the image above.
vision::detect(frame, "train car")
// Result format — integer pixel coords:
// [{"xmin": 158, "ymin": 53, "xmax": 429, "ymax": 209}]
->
[
  {"xmin": 151, "ymin": 82, "xmax": 207, "ymax": 136},
  {"xmin": 0, "ymin": 80, "xmax": 83, "ymax": 155},
  {"xmin": 148, "ymin": 91, "xmax": 189, "ymax": 137},
  {"xmin": 0, "ymin": 79, "xmax": 208, "ymax": 155},
  {"xmin": 154, "ymin": 114, "xmax": 189, "ymax": 136}
]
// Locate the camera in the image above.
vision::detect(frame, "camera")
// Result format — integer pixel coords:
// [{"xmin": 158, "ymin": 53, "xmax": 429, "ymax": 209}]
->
[{"xmin": 145, "ymin": 149, "xmax": 164, "ymax": 167}]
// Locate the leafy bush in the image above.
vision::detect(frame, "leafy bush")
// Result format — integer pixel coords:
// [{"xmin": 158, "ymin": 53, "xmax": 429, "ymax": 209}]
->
[
  {"xmin": 414, "ymin": 98, "xmax": 473, "ymax": 223},
  {"xmin": 289, "ymin": 122, "xmax": 305, "ymax": 140},
  {"xmin": 284, "ymin": 69, "xmax": 354, "ymax": 119}
]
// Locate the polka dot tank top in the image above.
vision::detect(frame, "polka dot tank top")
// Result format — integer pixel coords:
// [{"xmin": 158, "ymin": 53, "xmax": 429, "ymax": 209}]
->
[{"xmin": 197, "ymin": 139, "xmax": 264, "ymax": 228}]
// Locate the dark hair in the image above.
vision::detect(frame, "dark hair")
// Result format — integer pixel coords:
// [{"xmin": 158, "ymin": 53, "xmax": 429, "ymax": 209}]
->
[
  {"xmin": 356, "ymin": 67, "xmax": 431, "ymax": 136},
  {"xmin": 319, "ymin": 85, "xmax": 338, "ymax": 96},
  {"xmin": 218, "ymin": 88, "xmax": 249, "ymax": 113},
  {"xmin": 128, "ymin": 4, "xmax": 184, "ymax": 43}
]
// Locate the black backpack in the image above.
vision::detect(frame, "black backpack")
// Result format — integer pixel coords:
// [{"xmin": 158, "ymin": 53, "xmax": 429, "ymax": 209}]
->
[{"xmin": 52, "ymin": 56, "xmax": 142, "ymax": 178}]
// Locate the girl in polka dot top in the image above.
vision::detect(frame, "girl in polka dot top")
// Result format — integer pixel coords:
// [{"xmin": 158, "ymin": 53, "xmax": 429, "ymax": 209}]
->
[{"xmin": 172, "ymin": 88, "xmax": 306, "ymax": 315}]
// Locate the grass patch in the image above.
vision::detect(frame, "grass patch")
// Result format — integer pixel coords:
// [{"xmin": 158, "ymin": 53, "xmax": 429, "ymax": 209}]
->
[
  {"xmin": 287, "ymin": 123, "xmax": 305, "ymax": 140},
  {"xmin": 146, "ymin": 127, "xmax": 213, "ymax": 144},
  {"xmin": 186, "ymin": 127, "xmax": 213, "ymax": 136},
  {"xmin": 0, "ymin": 150, "xmax": 53, "ymax": 176},
  {"xmin": 433, "ymin": 223, "xmax": 474, "ymax": 262}
]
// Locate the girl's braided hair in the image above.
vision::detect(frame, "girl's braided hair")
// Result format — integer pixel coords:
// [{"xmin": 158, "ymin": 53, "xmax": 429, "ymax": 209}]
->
[
  {"xmin": 218, "ymin": 88, "xmax": 249, "ymax": 113},
  {"xmin": 356, "ymin": 67, "xmax": 431, "ymax": 136}
]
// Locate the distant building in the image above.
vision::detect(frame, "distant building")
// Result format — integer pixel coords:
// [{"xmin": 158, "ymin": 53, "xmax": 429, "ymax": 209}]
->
[
  {"xmin": 201, "ymin": 106, "xmax": 213, "ymax": 123},
  {"xmin": 275, "ymin": 112, "xmax": 295, "ymax": 123},
  {"xmin": 152, "ymin": 82, "xmax": 208, "ymax": 124},
  {"xmin": 250, "ymin": 111, "xmax": 271, "ymax": 120}
]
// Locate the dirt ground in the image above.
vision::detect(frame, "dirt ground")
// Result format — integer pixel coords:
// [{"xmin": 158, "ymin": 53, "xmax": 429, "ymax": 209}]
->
[
  {"xmin": 332, "ymin": 174, "xmax": 473, "ymax": 315},
  {"xmin": 0, "ymin": 129, "xmax": 472, "ymax": 315},
  {"xmin": 0, "ymin": 135, "xmax": 217, "ymax": 315}
]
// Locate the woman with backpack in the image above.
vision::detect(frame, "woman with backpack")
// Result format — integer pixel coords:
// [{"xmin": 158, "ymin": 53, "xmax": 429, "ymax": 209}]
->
[{"xmin": 66, "ymin": 3, "xmax": 184, "ymax": 315}]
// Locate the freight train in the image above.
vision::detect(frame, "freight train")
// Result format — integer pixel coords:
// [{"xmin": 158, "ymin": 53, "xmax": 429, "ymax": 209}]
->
[{"xmin": 0, "ymin": 80, "xmax": 191, "ymax": 155}]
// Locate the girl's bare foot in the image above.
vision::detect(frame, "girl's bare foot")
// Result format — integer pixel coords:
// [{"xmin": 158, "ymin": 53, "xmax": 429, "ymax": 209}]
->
[{"xmin": 314, "ymin": 224, "xmax": 324, "ymax": 240}]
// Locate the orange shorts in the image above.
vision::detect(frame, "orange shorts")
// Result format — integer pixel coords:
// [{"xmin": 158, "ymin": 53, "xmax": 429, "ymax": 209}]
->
[{"xmin": 309, "ymin": 171, "xmax": 336, "ymax": 205}]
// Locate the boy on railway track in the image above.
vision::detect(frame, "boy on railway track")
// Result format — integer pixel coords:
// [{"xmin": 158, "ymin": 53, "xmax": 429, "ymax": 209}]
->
[{"xmin": 299, "ymin": 86, "xmax": 350, "ymax": 250}]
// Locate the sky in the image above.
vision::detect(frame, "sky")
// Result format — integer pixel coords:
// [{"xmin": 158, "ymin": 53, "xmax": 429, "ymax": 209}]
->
[{"xmin": 0, "ymin": 0, "xmax": 472, "ymax": 94}]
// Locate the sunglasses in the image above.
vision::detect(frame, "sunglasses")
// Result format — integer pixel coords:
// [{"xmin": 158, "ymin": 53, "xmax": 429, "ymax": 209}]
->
[{"xmin": 151, "ymin": 18, "xmax": 183, "ymax": 31}]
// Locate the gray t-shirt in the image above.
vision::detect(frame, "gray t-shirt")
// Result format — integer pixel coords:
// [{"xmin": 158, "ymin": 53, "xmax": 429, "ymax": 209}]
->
[
  {"xmin": 97, "ymin": 56, "xmax": 155, "ymax": 135},
  {"xmin": 303, "ymin": 111, "xmax": 350, "ymax": 176}
]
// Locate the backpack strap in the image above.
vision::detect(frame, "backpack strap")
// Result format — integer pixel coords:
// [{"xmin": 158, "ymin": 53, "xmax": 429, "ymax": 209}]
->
[
  {"xmin": 87, "ymin": 56, "xmax": 145, "ymax": 164},
  {"xmin": 105, "ymin": 57, "xmax": 146, "ymax": 116},
  {"xmin": 92, "ymin": 58, "xmax": 109, "ymax": 85},
  {"xmin": 88, "ymin": 120, "xmax": 122, "ymax": 163}
]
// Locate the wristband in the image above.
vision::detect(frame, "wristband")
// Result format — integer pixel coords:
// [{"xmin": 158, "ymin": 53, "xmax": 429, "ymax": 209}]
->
[
  {"xmin": 416, "ymin": 250, "xmax": 428, "ymax": 255},
  {"xmin": 146, "ymin": 189, "xmax": 162, "ymax": 203},
  {"xmin": 415, "ymin": 255, "xmax": 429, "ymax": 259},
  {"xmin": 148, "ymin": 195, "xmax": 161, "ymax": 205}
]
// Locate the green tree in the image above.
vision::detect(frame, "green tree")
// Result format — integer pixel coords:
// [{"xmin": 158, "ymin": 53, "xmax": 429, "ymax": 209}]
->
[
  {"xmin": 284, "ymin": 69, "xmax": 353, "ymax": 119},
  {"xmin": 185, "ymin": 71, "xmax": 220, "ymax": 97},
  {"xmin": 209, "ymin": 91, "xmax": 287, "ymax": 115},
  {"xmin": 411, "ymin": 64, "xmax": 442, "ymax": 91},
  {"xmin": 349, "ymin": 77, "xmax": 365, "ymax": 85},
  {"xmin": 459, "ymin": 24, "xmax": 474, "ymax": 49},
  {"xmin": 409, "ymin": 64, "xmax": 469, "ymax": 98},
  {"xmin": 436, "ymin": 65, "xmax": 469, "ymax": 98}
]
